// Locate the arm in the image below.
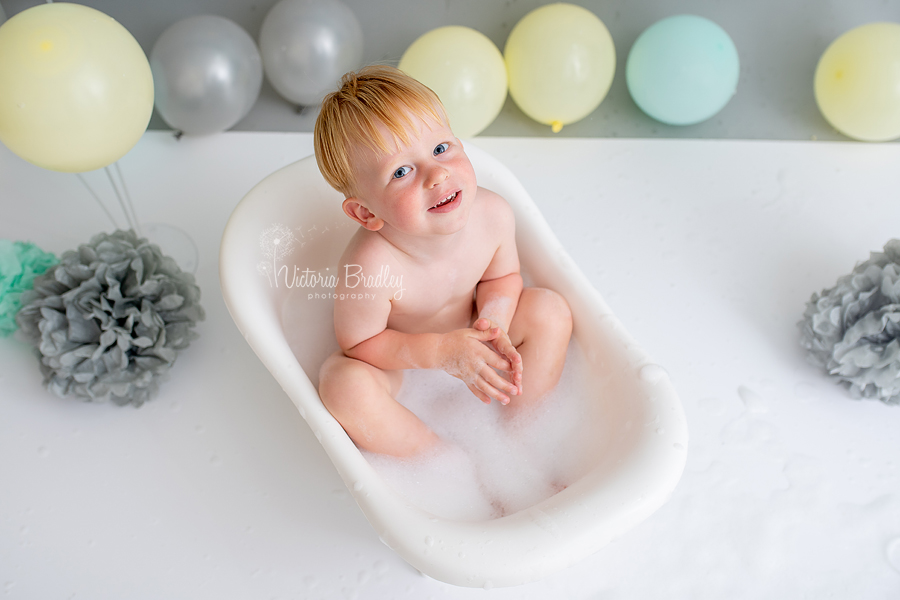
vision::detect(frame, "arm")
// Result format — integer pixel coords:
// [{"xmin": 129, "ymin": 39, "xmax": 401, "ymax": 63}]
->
[
  {"xmin": 475, "ymin": 272, "xmax": 523, "ymax": 334},
  {"xmin": 473, "ymin": 190, "xmax": 524, "ymax": 392},
  {"xmin": 345, "ymin": 326, "xmax": 520, "ymax": 405},
  {"xmin": 474, "ymin": 188, "xmax": 522, "ymax": 330},
  {"xmin": 343, "ymin": 328, "xmax": 439, "ymax": 370}
]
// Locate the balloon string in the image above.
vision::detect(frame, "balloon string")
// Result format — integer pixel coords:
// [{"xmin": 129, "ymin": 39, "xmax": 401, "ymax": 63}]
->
[
  {"xmin": 104, "ymin": 166, "xmax": 136, "ymax": 232},
  {"xmin": 76, "ymin": 173, "xmax": 119, "ymax": 230},
  {"xmin": 113, "ymin": 162, "xmax": 142, "ymax": 236}
]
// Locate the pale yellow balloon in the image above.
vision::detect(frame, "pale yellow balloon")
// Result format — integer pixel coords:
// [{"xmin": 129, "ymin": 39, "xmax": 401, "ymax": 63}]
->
[
  {"xmin": 399, "ymin": 26, "xmax": 507, "ymax": 138},
  {"xmin": 0, "ymin": 3, "xmax": 154, "ymax": 172},
  {"xmin": 505, "ymin": 3, "xmax": 615, "ymax": 132},
  {"xmin": 815, "ymin": 22, "xmax": 900, "ymax": 142}
]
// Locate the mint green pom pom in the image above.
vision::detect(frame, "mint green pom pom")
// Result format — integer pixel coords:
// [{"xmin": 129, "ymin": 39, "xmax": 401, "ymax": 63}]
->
[{"xmin": 0, "ymin": 240, "xmax": 57, "ymax": 337}]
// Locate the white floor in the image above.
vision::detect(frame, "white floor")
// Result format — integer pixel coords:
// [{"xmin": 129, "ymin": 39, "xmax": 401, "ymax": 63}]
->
[{"xmin": 1, "ymin": 132, "xmax": 899, "ymax": 599}]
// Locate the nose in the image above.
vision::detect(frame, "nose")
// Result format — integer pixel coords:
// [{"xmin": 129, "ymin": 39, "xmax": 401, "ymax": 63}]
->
[{"xmin": 426, "ymin": 164, "xmax": 449, "ymax": 188}]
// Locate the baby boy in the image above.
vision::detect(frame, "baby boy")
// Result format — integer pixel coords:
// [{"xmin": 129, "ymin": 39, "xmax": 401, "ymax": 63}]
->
[{"xmin": 314, "ymin": 65, "xmax": 572, "ymax": 457}]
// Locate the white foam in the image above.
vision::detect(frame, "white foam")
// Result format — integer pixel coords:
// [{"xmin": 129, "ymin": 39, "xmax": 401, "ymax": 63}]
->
[
  {"xmin": 365, "ymin": 442, "xmax": 496, "ymax": 521},
  {"xmin": 363, "ymin": 342, "xmax": 602, "ymax": 520}
]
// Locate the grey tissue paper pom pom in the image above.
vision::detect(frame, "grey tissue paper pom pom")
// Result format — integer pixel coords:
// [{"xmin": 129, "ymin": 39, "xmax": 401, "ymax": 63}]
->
[
  {"xmin": 799, "ymin": 239, "xmax": 900, "ymax": 405},
  {"xmin": 15, "ymin": 230, "xmax": 204, "ymax": 406}
]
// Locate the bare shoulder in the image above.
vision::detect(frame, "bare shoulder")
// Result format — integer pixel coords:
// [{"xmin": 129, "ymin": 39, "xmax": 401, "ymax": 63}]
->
[
  {"xmin": 473, "ymin": 186, "xmax": 515, "ymax": 231},
  {"xmin": 472, "ymin": 187, "xmax": 519, "ymax": 281},
  {"xmin": 339, "ymin": 228, "xmax": 399, "ymax": 273},
  {"xmin": 336, "ymin": 228, "xmax": 406, "ymax": 295},
  {"xmin": 333, "ymin": 228, "xmax": 403, "ymax": 350}
]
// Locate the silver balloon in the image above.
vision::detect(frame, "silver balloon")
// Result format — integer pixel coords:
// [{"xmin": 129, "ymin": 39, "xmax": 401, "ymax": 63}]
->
[
  {"xmin": 259, "ymin": 0, "xmax": 363, "ymax": 106},
  {"xmin": 151, "ymin": 15, "xmax": 263, "ymax": 135}
]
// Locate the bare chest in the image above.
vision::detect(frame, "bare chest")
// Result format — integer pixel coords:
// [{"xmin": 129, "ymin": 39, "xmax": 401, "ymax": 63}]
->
[{"xmin": 387, "ymin": 238, "xmax": 496, "ymax": 334}]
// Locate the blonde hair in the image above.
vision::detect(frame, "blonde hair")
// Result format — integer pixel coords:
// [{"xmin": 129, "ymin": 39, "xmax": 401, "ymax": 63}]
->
[{"xmin": 314, "ymin": 65, "xmax": 446, "ymax": 197}]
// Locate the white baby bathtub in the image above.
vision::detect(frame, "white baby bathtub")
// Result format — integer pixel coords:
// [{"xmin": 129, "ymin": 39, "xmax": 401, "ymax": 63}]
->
[{"xmin": 219, "ymin": 143, "xmax": 688, "ymax": 587}]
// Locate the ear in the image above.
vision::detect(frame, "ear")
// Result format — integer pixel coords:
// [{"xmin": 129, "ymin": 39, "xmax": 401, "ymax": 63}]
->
[{"xmin": 342, "ymin": 198, "xmax": 384, "ymax": 231}]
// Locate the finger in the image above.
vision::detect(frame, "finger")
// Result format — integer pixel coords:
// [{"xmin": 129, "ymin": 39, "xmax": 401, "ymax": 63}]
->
[
  {"xmin": 505, "ymin": 338, "xmax": 522, "ymax": 362},
  {"xmin": 473, "ymin": 326, "xmax": 501, "ymax": 342},
  {"xmin": 512, "ymin": 353, "xmax": 524, "ymax": 385},
  {"xmin": 491, "ymin": 337, "xmax": 523, "ymax": 382},
  {"xmin": 473, "ymin": 317, "xmax": 492, "ymax": 331},
  {"xmin": 495, "ymin": 337, "xmax": 522, "ymax": 366},
  {"xmin": 499, "ymin": 351, "xmax": 522, "ymax": 393},
  {"xmin": 480, "ymin": 367, "xmax": 518, "ymax": 399},
  {"xmin": 475, "ymin": 375, "xmax": 510, "ymax": 405},
  {"xmin": 487, "ymin": 326, "xmax": 517, "ymax": 357},
  {"xmin": 467, "ymin": 384, "xmax": 492, "ymax": 405},
  {"xmin": 481, "ymin": 348, "xmax": 512, "ymax": 373}
]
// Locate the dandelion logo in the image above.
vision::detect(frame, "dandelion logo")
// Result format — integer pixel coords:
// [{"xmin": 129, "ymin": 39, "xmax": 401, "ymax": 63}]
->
[
  {"xmin": 256, "ymin": 260, "xmax": 273, "ymax": 286},
  {"xmin": 258, "ymin": 223, "xmax": 298, "ymax": 287},
  {"xmin": 259, "ymin": 223, "xmax": 297, "ymax": 260}
]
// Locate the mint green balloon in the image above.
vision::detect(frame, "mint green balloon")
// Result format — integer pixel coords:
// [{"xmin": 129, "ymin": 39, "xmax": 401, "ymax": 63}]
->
[{"xmin": 626, "ymin": 15, "xmax": 739, "ymax": 125}]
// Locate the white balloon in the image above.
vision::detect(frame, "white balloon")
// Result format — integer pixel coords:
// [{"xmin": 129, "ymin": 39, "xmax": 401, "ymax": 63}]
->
[
  {"xmin": 151, "ymin": 15, "xmax": 263, "ymax": 135},
  {"xmin": 259, "ymin": 0, "xmax": 363, "ymax": 106}
]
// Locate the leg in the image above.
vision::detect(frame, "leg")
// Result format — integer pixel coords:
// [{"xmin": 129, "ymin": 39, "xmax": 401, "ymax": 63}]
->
[
  {"xmin": 505, "ymin": 288, "xmax": 573, "ymax": 416},
  {"xmin": 318, "ymin": 351, "xmax": 440, "ymax": 457}
]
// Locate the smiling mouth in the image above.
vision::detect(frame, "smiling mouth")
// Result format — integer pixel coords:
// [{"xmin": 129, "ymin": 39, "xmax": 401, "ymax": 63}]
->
[{"xmin": 430, "ymin": 191, "xmax": 459, "ymax": 210}]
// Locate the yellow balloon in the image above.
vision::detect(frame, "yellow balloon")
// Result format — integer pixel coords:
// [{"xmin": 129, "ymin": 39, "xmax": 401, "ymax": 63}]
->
[
  {"xmin": 504, "ymin": 3, "xmax": 615, "ymax": 133},
  {"xmin": 0, "ymin": 3, "xmax": 154, "ymax": 172},
  {"xmin": 399, "ymin": 26, "xmax": 507, "ymax": 138},
  {"xmin": 814, "ymin": 22, "xmax": 900, "ymax": 142}
]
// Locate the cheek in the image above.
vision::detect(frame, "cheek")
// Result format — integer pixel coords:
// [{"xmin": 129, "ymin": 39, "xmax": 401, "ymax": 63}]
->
[
  {"xmin": 461, "ymin": 160, "xmax": 477, "ymax": 187},
  {"xmin": 394, "ymin": 190, "xmax": 422, "ymax": 219},
  {"xmin": 450, "ymin": 155, "xmax": 475, "ymax": 180}
]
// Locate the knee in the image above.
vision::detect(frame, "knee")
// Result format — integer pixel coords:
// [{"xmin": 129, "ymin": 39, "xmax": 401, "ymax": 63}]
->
[
  {"xmin": 318, "ymin": 354, "xmax": 376, "ymax": 414},
  {"xmin": 529, "ymin": 288, "xmax": 573, "ymax": 337}
]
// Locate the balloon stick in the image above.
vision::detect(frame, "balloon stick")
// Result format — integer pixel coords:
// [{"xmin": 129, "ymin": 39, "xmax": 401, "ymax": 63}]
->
[
  {"xmin": 113, "ymin": 162, "xmax": 141, "ymax": 236},
  {"xmin": 76, "ymin": 174, "xmax": 120, "ymax": 230},
  {"xmin": 104, "ymin": 166, "xmax": 136, "ymax": 233}
]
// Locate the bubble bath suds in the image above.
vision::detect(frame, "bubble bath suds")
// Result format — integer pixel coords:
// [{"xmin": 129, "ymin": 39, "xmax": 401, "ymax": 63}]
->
[{"xmin": 363, "ymin": 342, "xmax": 606, "ymax": 520}]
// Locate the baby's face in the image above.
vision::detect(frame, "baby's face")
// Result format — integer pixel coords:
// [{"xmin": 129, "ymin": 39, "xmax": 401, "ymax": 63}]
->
[{"xmin": 349, "ymin": 113, "xmax": 477, "ymax": 238}]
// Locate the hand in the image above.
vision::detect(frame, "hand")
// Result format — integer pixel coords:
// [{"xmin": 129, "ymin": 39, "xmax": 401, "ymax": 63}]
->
[
  {"xmin": 437, "ymin": 326, "xmax": 521, "ymax": 405},
  {"xmin": 473, "ymin": 317, "xmax": 523, "ymax": 396}
]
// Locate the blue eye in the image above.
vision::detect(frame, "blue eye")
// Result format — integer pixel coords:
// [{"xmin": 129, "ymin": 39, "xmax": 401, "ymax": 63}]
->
[
  {"xmin": 434, "ymin": 143, "xmax": 449, "ymax": 155},
  {"xmin": 392, "ymin": 166, "xmax": 411, "ymax": 179}
]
